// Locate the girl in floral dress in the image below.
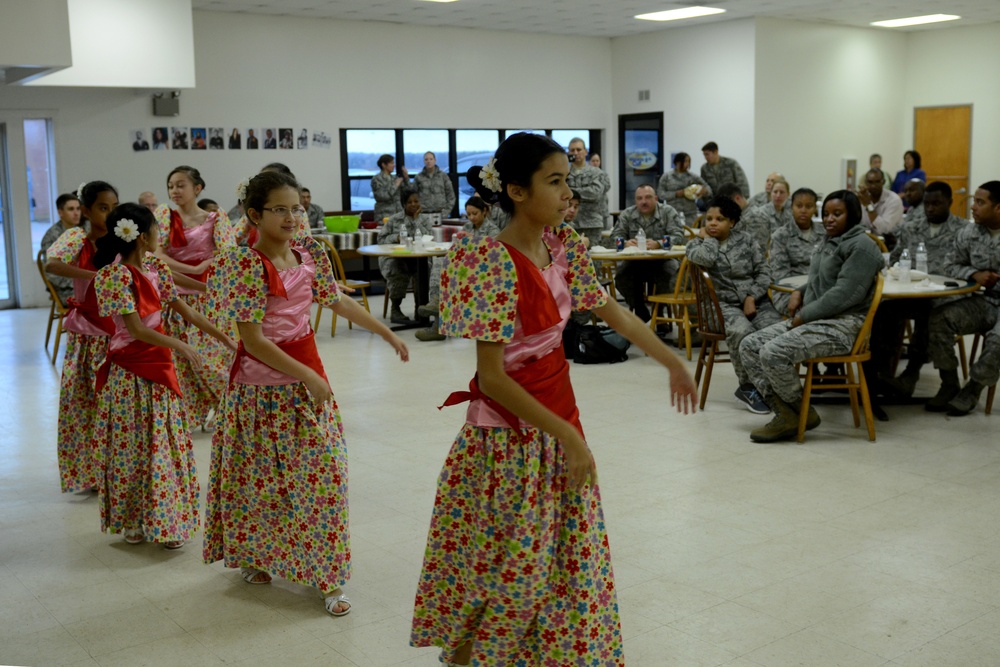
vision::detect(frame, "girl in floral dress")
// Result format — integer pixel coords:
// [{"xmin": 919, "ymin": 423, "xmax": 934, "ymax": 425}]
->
[
  {"xmin": 93, "ymin": 203, "xmax": 237, "ymax": 548},
  {"xmin": 203, "ymin": 171, "xmax": 409, "ymax": 616},
  {"xmin": 153, "ymin": 165, "xmax": 234, "ymax": 429},
  {"xmin": 410, "ymin": 133, "xmax": 698, "ymax": 666},
  {"xmin": 46, "ymin": 181, "xmax": 118, "ymax": 493}
]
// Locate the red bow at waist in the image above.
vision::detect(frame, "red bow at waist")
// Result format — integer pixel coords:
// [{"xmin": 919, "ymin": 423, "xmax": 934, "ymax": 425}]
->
[
  {"xmin": 439, "ymin": 345, "xmax": 582, "ymax": 438},
  {"xmin": 95, "ymin": 337, "xmax": 182, "ymax": 397},
  {"xmin": 229, "ymin": 331, "xmax": 327, "ymax": 388}
]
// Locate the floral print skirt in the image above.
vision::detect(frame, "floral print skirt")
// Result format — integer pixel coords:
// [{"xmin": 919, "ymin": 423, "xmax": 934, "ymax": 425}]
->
[
  {"xmin": 203, "ymin": 382, "xmax": 351, "ymax": 595},
  {"xmin": 58, "ymin": 332, "xmax": 108, "ymax": 493},
  {"xmin": 162, "ymin": 294, "xmax": 232, "ymax": 429},
  {"xmin": 411, "ymin": 424, "xmax": 624, "ymax": 666},
  {"xmin": 95, "ymin": 365, "xmax": 199, "ymax": 542}
]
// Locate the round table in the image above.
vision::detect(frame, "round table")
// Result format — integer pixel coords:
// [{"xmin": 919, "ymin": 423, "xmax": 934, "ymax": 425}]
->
[
  {"xmin": 358, "ymin": 243, "xmax": 450, "ymax": 330},
  {"xmin": 772, "ymin": 273, "xmax": 980, "ymax": 299},
  {"xmin": 589, "ymin": 247, "xmax": 686, "ymax": 262}
]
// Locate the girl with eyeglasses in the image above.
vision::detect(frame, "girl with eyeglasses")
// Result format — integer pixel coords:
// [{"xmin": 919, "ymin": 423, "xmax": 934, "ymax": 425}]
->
[
  {"xmin": 92, "ymin": 203, "xmax": 235, "ymax": 549},
  {"xmin": 204, "ymin": 170, "xmax": 408, "ymax": 617},
  {"xmin": 152, "ymin": 165, "xmax": 235, "ymax": 430}
]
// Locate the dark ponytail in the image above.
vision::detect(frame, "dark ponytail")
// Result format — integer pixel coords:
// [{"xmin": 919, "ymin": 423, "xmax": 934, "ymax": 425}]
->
[{"xmin": 93, "ymin": 203, "xmax": 156, "ymax": 269}]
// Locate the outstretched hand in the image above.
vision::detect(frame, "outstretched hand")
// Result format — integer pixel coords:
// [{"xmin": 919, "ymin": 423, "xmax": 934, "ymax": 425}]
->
[{"xmin": 670, "ymin": 368, "xmax": 699, "ymax": 414}]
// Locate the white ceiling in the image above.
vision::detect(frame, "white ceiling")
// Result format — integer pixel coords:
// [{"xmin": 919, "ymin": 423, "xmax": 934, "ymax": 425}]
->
[{"xmin": 192, "ymin": 0, "xmax": 1000, "ymax": 38}]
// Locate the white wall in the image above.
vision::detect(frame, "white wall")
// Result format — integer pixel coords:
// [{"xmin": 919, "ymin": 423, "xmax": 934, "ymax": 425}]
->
[
  {"xmin": 903, "ymin": 22, "xmax": 1000, "ymax": 191},
  {"xmin": 22, "ymin": 0, "xmax": 195, "ymax": 88},
  {"xmin": 753, "ymin": 18, "xmax": 907, "ymax": 197},
  {"xmin": 2, "ymin": 10, "xmax": 612, "ymax": 306},
  {"xmin": 610, "ymin": 19, "xmax": 756, "ymax": 205}
]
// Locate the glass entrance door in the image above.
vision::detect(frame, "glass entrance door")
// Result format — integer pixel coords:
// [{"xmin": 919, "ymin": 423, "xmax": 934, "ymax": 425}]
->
[{"xmin": 0, "ymin": 123, "xmax": 15, "ymax": 308}]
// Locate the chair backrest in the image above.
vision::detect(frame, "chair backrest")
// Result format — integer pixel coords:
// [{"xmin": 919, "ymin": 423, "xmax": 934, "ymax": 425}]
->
[
  {"xmin": 672, "ymin": 256, "xmax": 695, "ymax": 298},
  {"xmin": 36, "ymin": 249, "xmax": 69, "ymax": 312},
  {"xmin": 691, "ymin": 269, "xmax": 726, "ymax": 336},
  {"xmin": 865, "ymin": 232, "xmax": 889, "ymax": 253},
  {"xmin": 317, "ymin": 236, "xmax": 347, "ymax": 282},
  {"xmin": 849, "ymin": 272, "xmax": 885, "ymax": 356}
]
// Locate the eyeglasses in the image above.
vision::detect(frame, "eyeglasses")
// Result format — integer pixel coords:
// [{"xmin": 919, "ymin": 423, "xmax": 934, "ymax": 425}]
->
[{"xmin": 262, "ymin": 206, "xmax": 307, "ymax": 219}]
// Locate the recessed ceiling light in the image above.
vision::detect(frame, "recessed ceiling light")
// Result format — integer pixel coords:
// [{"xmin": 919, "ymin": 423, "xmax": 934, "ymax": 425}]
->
[
  {"xmin": 635, "ymin": 6, "xmax": 725, "ymax": 22},
  {"xmin": 870, "ymin": 14, "xmax": 960, "ymax": 28}
]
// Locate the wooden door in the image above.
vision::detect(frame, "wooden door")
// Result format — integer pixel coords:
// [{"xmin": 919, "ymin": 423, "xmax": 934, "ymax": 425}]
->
[{"xmin": 914, "ymin": 106, "xmax": 971, "ymax": 218}]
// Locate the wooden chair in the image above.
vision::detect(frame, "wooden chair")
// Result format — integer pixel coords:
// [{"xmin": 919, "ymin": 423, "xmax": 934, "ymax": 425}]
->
[
  {"xmin": 313, "ymin": 236, "xmax": 371, "ymax": 336},
  {"xmin": 797, "ymin": 273, "xmax": 884, "ymax": 443},
  {"xmin": 36, "ymin": 249, "xmax": 69, "ymax": 364},
  {"xmin": 690, "ymin": 269, "xmax": 731, "ymax": 410},
  {"xmin": 648, "ymin": 257, "xmax": 698, "ymax": 360},
  {"xmin": 595, "ymin": 259, "xmax": 617, "ymax": 301},
  {"xmin": 965, "ymin": 333, "xmax": 996, "ymax": 415},
  {"xmin": 866, "ymin": 232, "xmax": 889, "ymax": 253}
]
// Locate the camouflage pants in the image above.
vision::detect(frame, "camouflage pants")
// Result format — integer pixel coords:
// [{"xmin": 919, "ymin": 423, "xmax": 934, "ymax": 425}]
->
[
  {"xmin": 720, "ymin": 301, "xmax": 782, "ymax": 386},
  {"xmin": 741, "ymin": 314, "xmax": 865, "ymax": 405},
  {"xmin": 928, "ymin": 296, "xmax": 1000, "ymax": 386},
  {"xmin": 770, "ymin": 291, "xmax": 791, "ymax": 319},
  {"xmin": 378, "ymin": 256, "xmax": 416, "ymax": 300},
  {"xmin": 427, "ymin": 255, "xmax": 446, "ymax": 307},
  {"xmin": 615, "ymin": 261, "xmax": 674, "ymax": 319}
]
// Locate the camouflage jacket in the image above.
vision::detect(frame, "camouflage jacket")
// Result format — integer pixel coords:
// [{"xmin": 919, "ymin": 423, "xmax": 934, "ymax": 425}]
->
[
  {"xmin": 378, "ymin": 211, "xmax": 434, "ymax": 243},
  {"xmin": 768, "ymin": 220, "xmax": 823, "ymax": 282},
  {"xmin": 414, "ymin": 167, "xmax": 456, "ymax": 215},
  {"xmin": 372, "ymin": 171, "xmax": 403, "ymax": 223},
  {"xmin": 656, "ymin": 171, "xmax": 707, "ymax": 223},
  {"xmin": 700, "ymin": 156, "xmax": 750, "ymax": 198},
  {"xmin": 567, "ymin": 164, "xmax": 611, "ymax": 230},
  {"xmin": 740, "ymin": 202, "xmax": 792, "ymax": 255},
  {"xmin": 891, "ymin": 213, "xmax": 964, "ymax": 275},
  {"xmin": 611, "ymin": 202, "xmax": 686, "ymax": 246},
  {"xmin": 686, "ymin": 229, "xmax": 770, "ymax": 306},
  {"xmin": 944, "ymin": 220, "xmax": 1000, "ymax": 301}
]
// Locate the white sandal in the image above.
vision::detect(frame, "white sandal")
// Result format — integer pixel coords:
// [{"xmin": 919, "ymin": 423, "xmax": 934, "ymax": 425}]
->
[
  {"xmin": 164, "ymin": 540, "xmax": 185, "ymax": 550},
  {"xmin": 124, "ymin": 528, "xmax": 144, "ymax": 545},
  {"xmin": 323, "ymin": 593, "xmax": 352, "ymax": 617},
  {"xmin": 240, "ymin": 567, "xmax": 271, "ymax": 585}
]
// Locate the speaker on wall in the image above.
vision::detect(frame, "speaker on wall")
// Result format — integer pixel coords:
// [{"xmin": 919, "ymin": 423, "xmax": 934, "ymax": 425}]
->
[{"xmin": 152, "ymin": 91, "xmax": 180, "ymax": 117}]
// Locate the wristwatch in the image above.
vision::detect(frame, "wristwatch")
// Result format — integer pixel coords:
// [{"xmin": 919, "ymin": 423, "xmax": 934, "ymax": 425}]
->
[{"xmin": 866, "ymin": 203, "xmax": 876, "ymax": 212}]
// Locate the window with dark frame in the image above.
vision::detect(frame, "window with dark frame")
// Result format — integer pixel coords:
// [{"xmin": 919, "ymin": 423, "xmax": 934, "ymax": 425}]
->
[{"xmin": 341, "ymin": 128, "xmax": 601, "ymax": 217}]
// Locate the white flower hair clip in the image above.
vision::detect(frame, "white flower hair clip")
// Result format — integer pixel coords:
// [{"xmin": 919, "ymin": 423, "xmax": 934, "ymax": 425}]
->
[
  {"xmin": 479, "ymin": 158, "xmax": 501, "ymax": 193},
  {"xmin": 236, "ymin": 177, "xmax": 250, "ymax": 201},
  {"xmin": 113, "ymin": 218, "xmax": 140, "ymax": 242},
  {"xmin": 77, "ymin": 181, "xmax": 88, "ymax": 199}
]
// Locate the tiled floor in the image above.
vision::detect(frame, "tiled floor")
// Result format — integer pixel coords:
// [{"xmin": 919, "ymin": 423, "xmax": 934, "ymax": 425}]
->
[{"xmin": 2, "ymin": 302, "xmax": 999, "ymax": 666}]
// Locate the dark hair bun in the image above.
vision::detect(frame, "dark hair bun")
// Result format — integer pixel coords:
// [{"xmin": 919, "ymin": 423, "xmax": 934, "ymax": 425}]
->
[{"xmin": 466, "ymin": 166, "xmax": 501, "ymax": 204}]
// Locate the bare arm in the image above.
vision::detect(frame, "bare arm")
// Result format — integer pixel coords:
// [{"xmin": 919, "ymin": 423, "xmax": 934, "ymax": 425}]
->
[
  {"xmin": 153, "ymin": 248, "xmax": 211, "ymax": 275},
  {"xmin": 477, "ymin": 340, "xmax": 595, "ymax": 491},
  {"xmin": 45, "ymin": 258, "xmax": 96, "ymax": 281},
  {"xmin": 122, "ymin": 311, "xmax": 200, "ymax": 367},
  {"xmin": 592, "ymin": 299, "xmax": 697, "ymax": 414},
  {"xmin": 330, "ymin": 297, "xmax": 409, "ymax": 361},
  {"xmin": 168, "ymin": 298, "xmax": 237, "ymax": 351},
  {"xmin": 171, "ymin": 272, "xmax": 207, "ymax": 293}
]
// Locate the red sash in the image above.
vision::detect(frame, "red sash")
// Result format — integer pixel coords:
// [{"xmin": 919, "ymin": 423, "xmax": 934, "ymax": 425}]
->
[
  {"xmin": 227, "ymin": 249, "xmax": 324, "ymax": 387},
  {"xmin": 501, "ymin": 241, "xmax": 561, "ymax": 336},
  {"xmin": 66, "ymin": 241, "xmax": 115, "ymax": 335},
  {"xmin": 169, "ymin": 209, "xmax": 188, "ymax": 248},
  {"xmin": 439, "ymin": 345, "xmax": 582, "ymax": 438},
  {"xmin": 169, "ymin": 210, "xmax": 213, "ymax": 282},
  {"xmin": 229, "ymin": 332, "xmax": 328, "ymax": 388},
  {"xmin": 95, "ymin": 265, "xmax": 181, "ymax": 396}
]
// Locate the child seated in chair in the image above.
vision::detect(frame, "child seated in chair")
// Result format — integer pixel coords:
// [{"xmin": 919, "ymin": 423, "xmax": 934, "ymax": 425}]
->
[{"xmin": 686, "ymin": 196, "xmax": 782, "ymax": 414}]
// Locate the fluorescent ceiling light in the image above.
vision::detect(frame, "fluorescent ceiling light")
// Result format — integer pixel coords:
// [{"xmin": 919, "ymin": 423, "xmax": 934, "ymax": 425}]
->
[
  {"xmin": 417, "ymin": 0, "xmax": 460, "ymax": 3},
  {"xmin": 636, "ymin": 6, "xmax": 725, "ymax": 22},
  {"xmin": 871, "ymin": 14, "xmax": 960, "ymax": 28}
]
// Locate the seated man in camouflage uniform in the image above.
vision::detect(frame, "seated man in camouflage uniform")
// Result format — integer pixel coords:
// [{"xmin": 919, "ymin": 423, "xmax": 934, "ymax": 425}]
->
[
  {"xmin": 923, "ymin": 181, "xmax": 1000, "ymax": 415},
  {"xmin": 610, "ymin": 184, "xmax": 686, "ymax": 321},
  {"xmin": 876, "ymin": 182, "xmax": 965, "ymax": 397},
  {"xmin": 740, "ymin": 190, "xmax": 884, "ymax": 443}
]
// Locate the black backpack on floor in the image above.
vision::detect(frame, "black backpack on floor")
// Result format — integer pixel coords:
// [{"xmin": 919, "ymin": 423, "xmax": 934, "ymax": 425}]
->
[{"xmin": 563, "ymin": 321, "xmax": 630, "ymax": 364}]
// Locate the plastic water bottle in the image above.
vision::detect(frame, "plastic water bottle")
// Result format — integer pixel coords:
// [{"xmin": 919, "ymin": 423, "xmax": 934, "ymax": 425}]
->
[
  {"xmin": 635, "ymin": 228, "xmax": 646, "ymax": 253},
  {"xmin": 898, "ymin": 247, "xmax": 911, "ymax": 283},
  {"xmin": 915, "ymin": 241, "xmax": 928, "ymax": 275},
  {"xmin": 399, "ymin": 225, "xmax": 409, "ymax": 249}
]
